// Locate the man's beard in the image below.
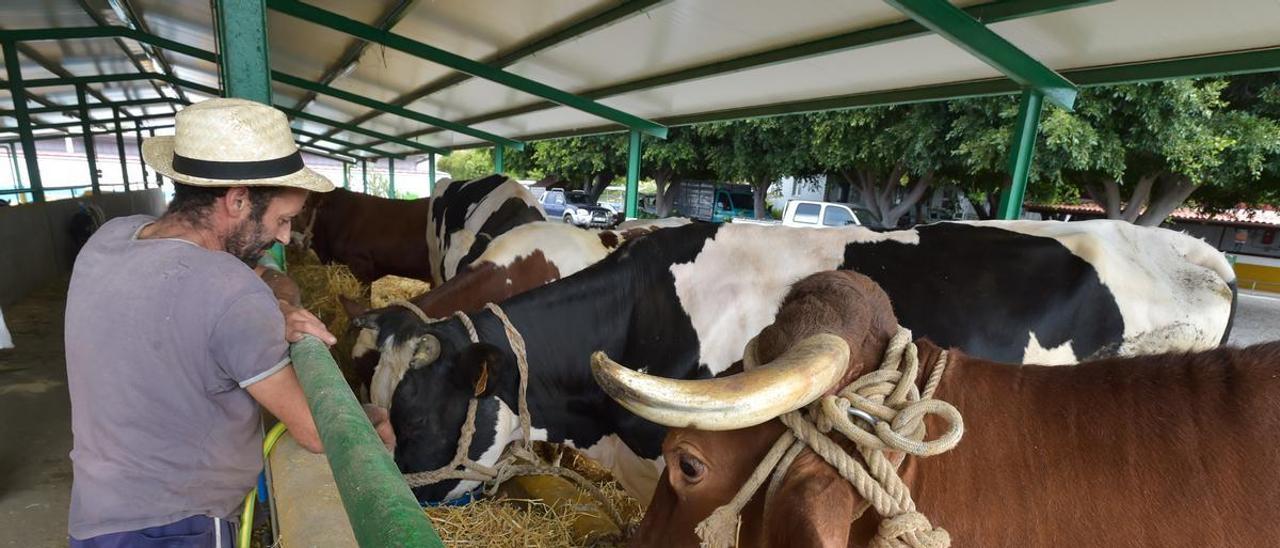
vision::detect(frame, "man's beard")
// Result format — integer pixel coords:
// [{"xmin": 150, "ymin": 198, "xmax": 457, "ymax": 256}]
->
[{"xmin": 225, "ymin": 217, "xmax": 275, "ymax": 266}]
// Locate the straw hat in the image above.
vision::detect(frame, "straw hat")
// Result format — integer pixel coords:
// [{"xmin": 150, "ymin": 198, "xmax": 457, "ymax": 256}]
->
[{"xmin": 142, "ymin": 98, "xmax": 334, "ymax": 192}]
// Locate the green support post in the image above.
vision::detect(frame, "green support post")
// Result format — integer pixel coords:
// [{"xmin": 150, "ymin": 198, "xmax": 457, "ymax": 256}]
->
[
  {"xmin": 997, "ymin": 89, "xmax": 1045, "ymax": 220},
  {"xmin": 342, "ymin": 162, "xmax": 349, "ymax": 189},
  {"xmin": 361, "ymin": 159, "xmax": 368, "ymax": 193},
  {"xmin": 149, "ymin": 128, "xmax": 164, "ymax": 186},
  {"xmin": 289, "ymin": 337, "xmax": 445, "ymax": 548},
  {"xmin": 493, "ymin": 144, "xmax": 504, "ymax": 174},
  {"xmin": 135, "ymin": 126, "xmax": 149, "ymax": 189},
  {"xmin": 388, "ymin": 157, "xmax": 395, "ymax": 199},
  {"xmin": 4, "ymin": 143, "xmax": 23, "ymax": 192},
  {"xmin": 884, "ymin": 0, "xmax": 1077, "ymax": 109},
  {"xmin": 76, "ymin": 85, "xmax": 101, "ymax": 195},
  {"xmin": 2, "ymin": 39, "xmax": 45, "ymax": 202},
  {"xmin": 113, "ymin": 108, "xmax": 130, "ymax": 192},
  {"xmin": 215, "ymin": 0, "xmax": 273, "ymax": 103},
  {"xmin": 428, "ymin": 153, "xmax": 436, "ymax": 195},
  {"xmin": 626, "ymin": 129, "xmax": 641, "ymax": 219}
]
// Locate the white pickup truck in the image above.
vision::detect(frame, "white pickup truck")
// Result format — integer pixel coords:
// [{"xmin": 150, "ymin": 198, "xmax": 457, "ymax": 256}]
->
[{"xmin": 733, "ymin": 200, "xmax": 863, "ymax": 228}]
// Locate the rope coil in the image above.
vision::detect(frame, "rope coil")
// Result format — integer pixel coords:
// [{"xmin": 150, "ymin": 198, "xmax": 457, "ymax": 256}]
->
[
  {"xmin": 696, "ymin": 327, "xmax": 963, "ymax": 548},
  {"xmin": 396, "ymin": 303, "xmax": 625, "ymax": 529}
]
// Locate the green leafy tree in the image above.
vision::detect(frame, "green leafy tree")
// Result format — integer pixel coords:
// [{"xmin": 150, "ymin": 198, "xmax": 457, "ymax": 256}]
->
[
  {"xmin": 698, "ymin": 117, "xmax": 817, "ymax": 219},
  {"xmin": 1028, "ymin": 78, "xmax": 1277, "ymax": 225},
  {"xmin": 437, "ymin": 149, "xmax": 494, "ymax": 181},
  {"xmin": 518, "ymin": 135, "xmax": 627, "ymax": 201},
  {"xmin": 642, "ymin": 127, "xmax": 715, "ymax": 216},
  {"xmin": 807, "ymin": 105, "xmax": 953, "ymax": 227}
]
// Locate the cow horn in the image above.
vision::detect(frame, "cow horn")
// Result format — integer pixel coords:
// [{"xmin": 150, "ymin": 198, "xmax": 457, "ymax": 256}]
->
[
  {"xmin": 410, "ymin": 334, "xmax": 442, "ymax": 369},
  {"xmin": 590, "ymin": 333, "xmax": 850, "ymax": 431}
]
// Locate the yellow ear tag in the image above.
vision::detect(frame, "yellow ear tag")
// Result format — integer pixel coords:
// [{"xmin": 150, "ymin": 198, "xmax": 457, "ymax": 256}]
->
[{"xmin": 473, "ymin": 362, "xmax": 489, "ymax": 397}]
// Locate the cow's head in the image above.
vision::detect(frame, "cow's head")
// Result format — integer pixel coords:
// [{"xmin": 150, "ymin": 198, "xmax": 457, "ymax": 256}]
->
[
  {"xmin": 357, "ymin": 311, "xmax": 523, "ymax": 503},
  {"xmin": 342, "ymin": 297, "xmax": 424, "ymax": 406},
  {"xmin": 592, "ymin": 270, "xmax": 900, "ymax": 547}
]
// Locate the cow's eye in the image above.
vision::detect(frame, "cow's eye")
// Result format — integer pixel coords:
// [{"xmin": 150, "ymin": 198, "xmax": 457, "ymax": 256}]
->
[{"xmin": 677, "ymin": 451, "xmax": 705, "ymax": 484}]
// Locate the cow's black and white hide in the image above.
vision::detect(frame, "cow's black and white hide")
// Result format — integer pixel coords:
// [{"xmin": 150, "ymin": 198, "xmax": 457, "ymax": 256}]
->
[
  {"xmin": 425, "ymin": 175, "xmax": 545, "ymax": 285},
  {"xmin": 380, "ymin": 220, "xmax": 1237, "ymax": 502}
]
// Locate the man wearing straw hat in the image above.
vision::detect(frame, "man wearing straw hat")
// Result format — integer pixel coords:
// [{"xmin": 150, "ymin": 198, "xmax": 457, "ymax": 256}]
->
[{"xmin": 63, "ymin": 98, "xmax": 394, "ymax": 547}]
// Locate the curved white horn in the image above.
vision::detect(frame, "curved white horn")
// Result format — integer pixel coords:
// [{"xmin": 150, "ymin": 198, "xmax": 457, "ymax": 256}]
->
[{"xmin": 590, "ymin": 333, "xmax": 850, "ymax": 431}]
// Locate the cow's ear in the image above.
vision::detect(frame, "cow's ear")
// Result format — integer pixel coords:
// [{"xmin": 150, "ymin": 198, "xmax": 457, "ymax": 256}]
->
[
  {"xmin": 451, "ymin": 343, "xmax": 507, "ymax": 398},
  {"xmin": 340, "ymin": 295, "xmax": 371, "ymax": 322}
]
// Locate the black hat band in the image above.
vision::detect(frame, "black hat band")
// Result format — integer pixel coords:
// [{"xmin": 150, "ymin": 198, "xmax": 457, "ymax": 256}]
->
[{"xmin": 171, "ymin": 151, "xmax": 304, "ymax": 180}]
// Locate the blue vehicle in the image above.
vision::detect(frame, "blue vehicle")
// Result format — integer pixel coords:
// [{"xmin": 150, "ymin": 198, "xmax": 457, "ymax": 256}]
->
[
  {"xmin": 672, "ymin": 181, "xmax": 756, "ymax": 222},
  {"xmin": 538, "ymin": 188, "xmax": 617, "ymax": 228}
]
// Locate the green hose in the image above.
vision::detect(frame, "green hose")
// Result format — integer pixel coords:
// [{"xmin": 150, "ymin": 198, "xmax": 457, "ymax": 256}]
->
[{"xmin": 238, "ymin": 422, "xmax": 290, "ymax": 548}]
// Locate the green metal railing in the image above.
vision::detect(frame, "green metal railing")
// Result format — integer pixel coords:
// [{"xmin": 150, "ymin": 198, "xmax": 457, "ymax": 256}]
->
[{"xmin": 289, "ymin": 337, "xmax": 444, "ymax": 548}]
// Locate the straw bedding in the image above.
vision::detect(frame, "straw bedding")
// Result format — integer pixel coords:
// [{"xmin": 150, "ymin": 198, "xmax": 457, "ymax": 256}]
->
[{"xmin": 282, "ymin": 247, "xmax": 644, "ymax": 546}]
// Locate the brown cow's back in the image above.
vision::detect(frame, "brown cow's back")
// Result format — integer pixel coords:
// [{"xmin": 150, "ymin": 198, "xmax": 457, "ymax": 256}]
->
[
  {"xmin": 897, "ymin": 342, "xmax": 1280, "ymax": 547},
  {"xmin": 308, "ymin": 189, "xmax": 433, "ymax": 283}
]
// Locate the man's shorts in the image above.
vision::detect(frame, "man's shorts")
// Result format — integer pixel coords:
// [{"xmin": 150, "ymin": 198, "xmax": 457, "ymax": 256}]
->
[{"xmin": 70, "ymin": 515, "xmax": 236, "ymax": 548}]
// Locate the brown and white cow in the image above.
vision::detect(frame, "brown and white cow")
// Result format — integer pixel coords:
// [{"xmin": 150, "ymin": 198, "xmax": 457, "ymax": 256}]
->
[
  {"xmin": 594, "ymin": 270, "xmax": 1279, "ymax": 547},
  {"xmin": 299, "ymin": 188, "xmax": 435, "ymax": 284},
  {"xmin": 298, "ymin": 174, "xmax": 544, "ymax": 285},
  {"xmin": 344, "ymin": 217, "xmax": 691, "ymax": 406}
]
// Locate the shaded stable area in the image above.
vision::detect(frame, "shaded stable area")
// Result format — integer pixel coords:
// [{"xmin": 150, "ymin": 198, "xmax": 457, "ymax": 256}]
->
[
  {"xmin": 0, "ymin": 279, "xmax": 72, "ymax": 548},
  {"xmin": 1, "ymin": 276, "xmax": 1277, "ymax": 547},
  {"xmin": 3, "ymin": 0, "xmax": 1280, "ymax": 545},
  {"xmin": 0, "ymin": 189, "xmax": 164, "ymax": 304}
]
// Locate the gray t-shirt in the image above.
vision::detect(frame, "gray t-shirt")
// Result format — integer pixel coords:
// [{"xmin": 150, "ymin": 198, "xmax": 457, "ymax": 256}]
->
[{"xmin": 65, "ymin": 215, "xmax": 289, "ymax": 539}]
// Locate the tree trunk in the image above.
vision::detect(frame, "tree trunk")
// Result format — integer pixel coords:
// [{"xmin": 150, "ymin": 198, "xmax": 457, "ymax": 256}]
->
[
  {"xmin": 879, "ymin": 171, "xmax": 934, "ymax": 228},
  {"xmin": 1119, "ymin": 173, "xmax": 1159, "ymax": 223},
  {"xmin": 853, "ymin": 170, "xmax": 884, "ymax": 226},
  {"xmin": 1135, "ymin": 175, "xmax": 1197, "ymax": 227},
  {"xmin": 653, "ymin": 171, "xmax": 678, "ymax": 217},
  {"xmin": 1097, "ymin": 177, "xmax": 1123, "ymax": 219},
  {"xmin": 586, "ymin": 172, "xmax": 613, "ymax": 203},
  {"xmin": 752, "ymin": 178, "xmax": 770, "ymax": 219}
]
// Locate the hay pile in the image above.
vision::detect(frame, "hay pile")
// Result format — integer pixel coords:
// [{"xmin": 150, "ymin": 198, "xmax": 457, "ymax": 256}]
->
[
  {"xmin": 424, "ymin": 480, "xmax": 644, "ymax": 547},
  {"xmin": 283, "ymin": 246, "xmax": 645, "ymax": 546},
  {"xmin": 370, "ymin": 275, "xmax": 431, "ymax": 308}
]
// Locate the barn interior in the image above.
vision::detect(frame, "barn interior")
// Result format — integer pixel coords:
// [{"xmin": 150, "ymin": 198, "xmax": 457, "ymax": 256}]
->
[{"xmin": 2, "ymin": 0, "xmax": 1279, "ymax": 546}]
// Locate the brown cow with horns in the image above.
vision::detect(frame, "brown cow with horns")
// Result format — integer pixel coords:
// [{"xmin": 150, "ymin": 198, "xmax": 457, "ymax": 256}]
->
[{"xmin": 592, "ymin": 270, "xmax": 1280, "ymax": 547}]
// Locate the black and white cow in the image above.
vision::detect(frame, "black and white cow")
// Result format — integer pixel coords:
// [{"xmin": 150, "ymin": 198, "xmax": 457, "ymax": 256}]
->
[
  {"xmin": 370, "ymin": 220, "xmax": 1237, "ymax": 502},
  {"xmin": 426, "ymin": 175, "xmax": 545, "ymax": 286}
]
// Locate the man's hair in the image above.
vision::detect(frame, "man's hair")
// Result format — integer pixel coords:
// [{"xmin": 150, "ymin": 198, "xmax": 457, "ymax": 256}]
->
[{"xmin": 166, "ymin": 183, "xmax": 281, "ymax": 224}]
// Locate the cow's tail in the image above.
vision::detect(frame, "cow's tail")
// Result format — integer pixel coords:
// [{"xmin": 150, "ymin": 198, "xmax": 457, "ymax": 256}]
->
[{"xmin": 1220, "ymin": 277, "xmax": 1238, "ymax": 346}]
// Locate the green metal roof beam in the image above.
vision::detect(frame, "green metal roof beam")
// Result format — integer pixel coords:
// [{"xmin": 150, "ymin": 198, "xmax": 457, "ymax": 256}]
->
[
  {"xmin": 277, "ymin": 106, "xmax": 449, "ymax": 156},
  {"xmin": 488, "ymin": 46, "xmax": 1280, "ymax": 144},
  {"xmin": 0, "ymin": 124, "xmax": 174, "ymax": 145},
  {"xmin": 0, "ymin": 26, "xmax": 517, "ymax": 148},
  {"xmin": 14, "ymin": 97, "xmax": 176, "ymax": 115},
  {"xmin": 73, "ymin": 0, "xmax": 185, "ymax": 110},
  {"xmin": 289, "ymin": 126, "xmax": 407, "ymax": 159},
  {"xmin": 272, "ymin": 71, "xmax": 523, "ymax": 149},
  {"xmin": 301, "ymin": 0, "xmax": 667, "ymax": 146},
  {"xmin": 267, "ymin": 0, "xmax": 668, "ymax": 139},
  {"xmin": 405, "ymin": 0, "xmax": 1102, "ymax": 143},
  {"xmin": 298, "ymin": 144, "xmax": 362, "ymax": 164},
  {"xmin": 290, "ymin": 0, "xmax": 416, "ymax": 111},
  {"xmin": 1, "ymin": 112, "xmax": 176, "ymax": 133},
  {"xmin": 0, "ymin": 26, "xmax": 218, "ymax": 63},
  {"xmin": 18, "ymin": 72, "xmax": 222, "ymax": 97},
  {"xmin": 884, "ymin": 0, "xmax": 1077, "ymax": 109}
]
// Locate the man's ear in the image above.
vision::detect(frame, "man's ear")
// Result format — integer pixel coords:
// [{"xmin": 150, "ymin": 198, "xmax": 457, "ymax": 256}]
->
[
  {"xmin": 224, "ymin": 186, "xmax": 252, "ymax": 220},
  {"xmin": 450, "ymin": 342, "xmax": 507, "ymax": 397}
]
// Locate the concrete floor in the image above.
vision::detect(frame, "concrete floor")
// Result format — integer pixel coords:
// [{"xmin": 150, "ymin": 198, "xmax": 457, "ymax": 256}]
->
[
  {"xmin": 1227, "ymin": 290, "xmax": 1280, "ymax": 347},
  {"xmin": 0, "ymin": 281, "xmax": 1277, "ymax": 547},
  {"xmin": 0, "ymin": 280, "xmax": 73, "ymax": 548}
]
